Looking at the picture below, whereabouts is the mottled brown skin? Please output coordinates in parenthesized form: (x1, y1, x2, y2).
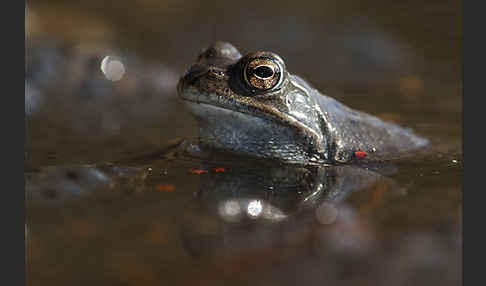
(177, 42, 428, 165)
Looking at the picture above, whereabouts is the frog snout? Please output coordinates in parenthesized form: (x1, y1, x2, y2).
(181, 64, 209, 85)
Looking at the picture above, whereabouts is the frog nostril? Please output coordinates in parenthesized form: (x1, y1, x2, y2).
(207, 68, 225, 80)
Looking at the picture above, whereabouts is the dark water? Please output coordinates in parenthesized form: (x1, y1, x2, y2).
(25, 0, 461, 285)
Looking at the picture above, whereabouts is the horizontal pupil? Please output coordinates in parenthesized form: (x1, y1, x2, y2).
(254, 65, 274, 78)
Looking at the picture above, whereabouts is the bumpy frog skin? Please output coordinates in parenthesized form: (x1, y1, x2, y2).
(177, 42, 428, 164)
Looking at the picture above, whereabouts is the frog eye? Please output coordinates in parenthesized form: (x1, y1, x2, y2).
(243, 57, 282, 91)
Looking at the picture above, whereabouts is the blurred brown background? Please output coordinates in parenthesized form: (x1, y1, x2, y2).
(27, 0, 461, 86)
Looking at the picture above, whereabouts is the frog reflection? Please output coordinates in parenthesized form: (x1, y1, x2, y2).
(180, 160, 396, 258)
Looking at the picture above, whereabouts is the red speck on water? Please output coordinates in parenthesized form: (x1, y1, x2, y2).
(189, 169, 209, 175)
(355, 151, 367, 158)
(155, 184, 175, 192)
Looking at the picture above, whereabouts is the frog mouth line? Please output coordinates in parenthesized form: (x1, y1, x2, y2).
(181, 94, 304, 135)
(182, 98, 294, 126)
(179, 84, 301, 126)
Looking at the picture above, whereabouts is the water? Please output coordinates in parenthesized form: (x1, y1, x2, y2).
(25, 0, 461, 285)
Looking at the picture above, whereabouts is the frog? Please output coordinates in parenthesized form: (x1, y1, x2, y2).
(177, 41, 428, 165)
